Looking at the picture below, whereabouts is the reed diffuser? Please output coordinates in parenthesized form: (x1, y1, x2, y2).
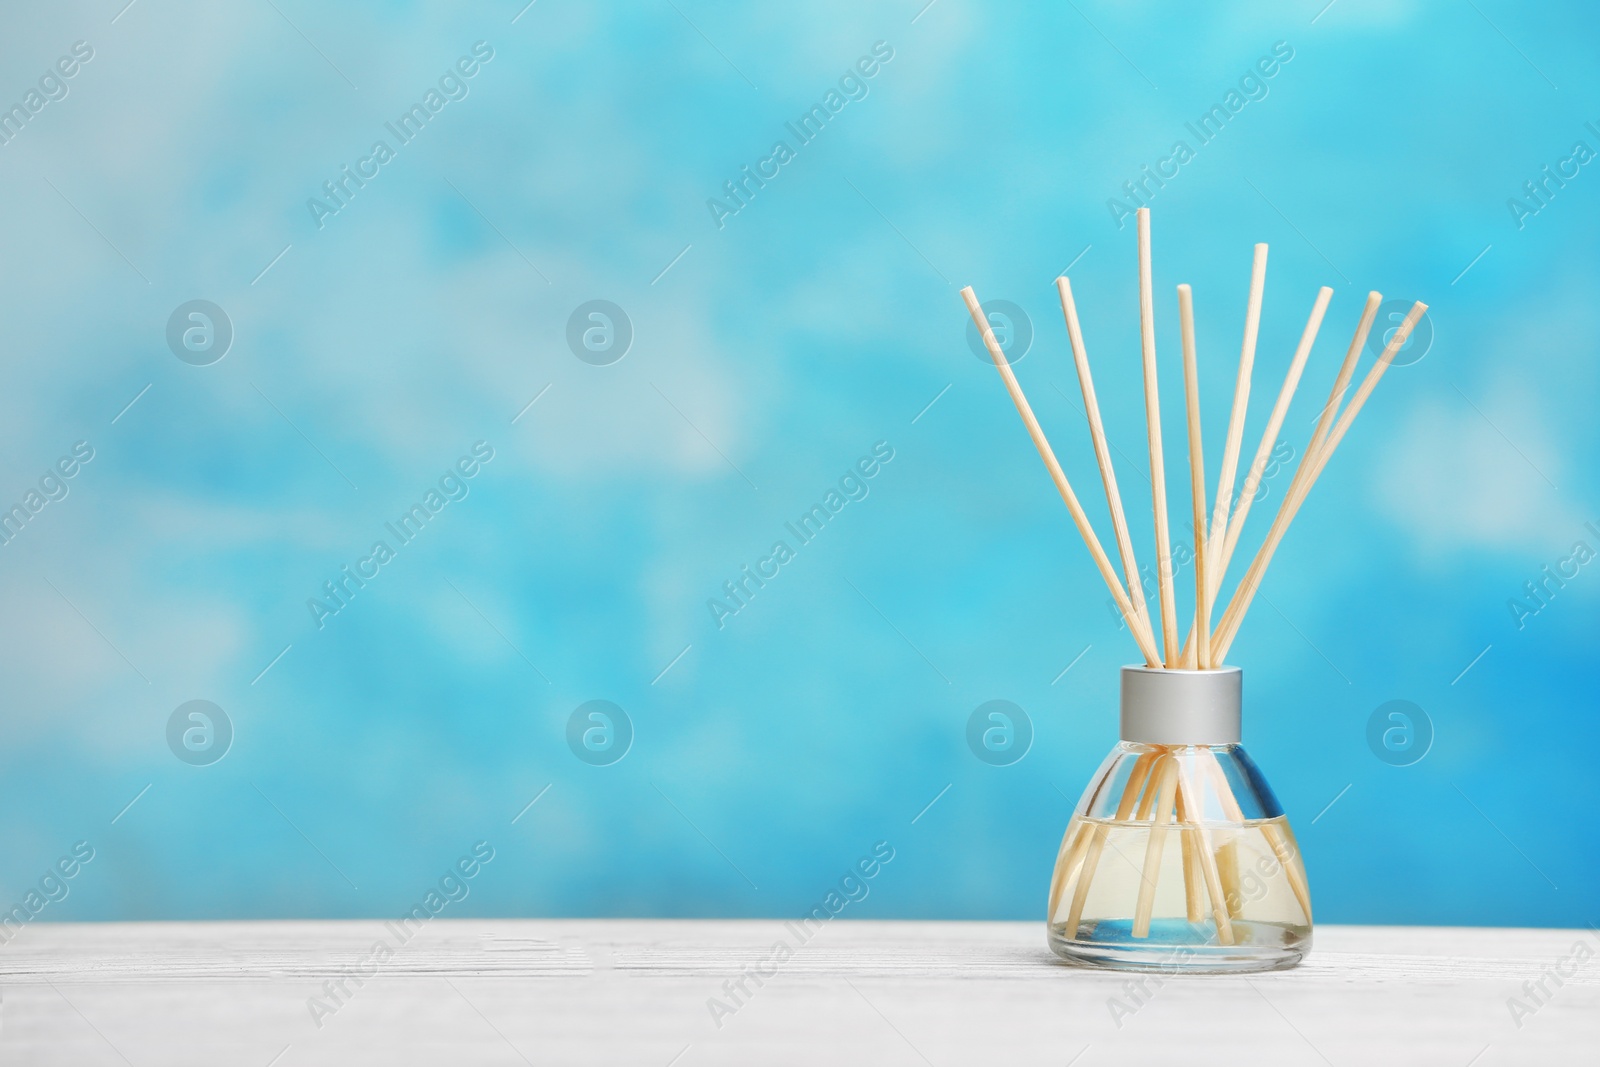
(961, 209, 1425, 973)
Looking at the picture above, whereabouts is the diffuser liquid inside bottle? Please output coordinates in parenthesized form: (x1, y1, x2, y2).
(1047, 743, 1312, 973)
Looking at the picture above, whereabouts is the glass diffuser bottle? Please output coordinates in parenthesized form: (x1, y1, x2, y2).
(1047, 666, 1311, 973)
(960, 207, 1426, 976)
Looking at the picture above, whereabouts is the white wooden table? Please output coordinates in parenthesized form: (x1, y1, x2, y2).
(0, 920, 1591, 1064)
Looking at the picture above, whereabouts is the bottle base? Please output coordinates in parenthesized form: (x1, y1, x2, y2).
(1048, 919, 1309, 974)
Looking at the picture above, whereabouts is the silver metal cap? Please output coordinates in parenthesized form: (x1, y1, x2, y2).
(1119, 665, 1241, 745)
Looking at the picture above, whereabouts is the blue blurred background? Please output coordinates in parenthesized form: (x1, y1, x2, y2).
(0, 0, 1594, 929)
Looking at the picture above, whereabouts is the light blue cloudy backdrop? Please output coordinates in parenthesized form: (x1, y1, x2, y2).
(0, 0, 1595, 929)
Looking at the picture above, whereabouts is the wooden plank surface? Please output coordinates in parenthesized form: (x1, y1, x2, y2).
(0, 919, 1593, 1064)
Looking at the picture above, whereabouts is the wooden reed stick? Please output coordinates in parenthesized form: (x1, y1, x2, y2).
(1124, 752, 1158, 809)
(1263, 820, 1313, 924)
(1204, 293, 1380, 660)
(1173, 759, 1204, 923)
(1065, 752, 1155, 937)
(1210, 287, 1334, 602)
(1202, 752, 1312, 923)
(1134, 752, 1162, 821)
(1177, 284, 1210, 670)
(1307, 302, 1429, 471)
(961, 286, 1162, 667)
(1063, 834, 1105, 940)
(1305, 292, 1383, 471)
(1205, 244, 1268, 596)
(1201, 755, 1245, 918)
(1047, 820, 1094, 925)
(1056, 276, 1158, 658)
(1176, 761, 1234, 945)
(1212, 298, 1426, 660)
(1135, 209, 1179, 665)
(1132, 754, 1179, 938)
(1217, 844, 1242, 920)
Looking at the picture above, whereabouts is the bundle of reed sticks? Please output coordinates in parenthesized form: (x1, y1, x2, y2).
(964, 209, 1425, 942)
(961, 208, 1426, 670)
